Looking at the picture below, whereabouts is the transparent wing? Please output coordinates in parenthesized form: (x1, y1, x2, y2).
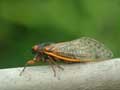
(47, 37, 114, 61)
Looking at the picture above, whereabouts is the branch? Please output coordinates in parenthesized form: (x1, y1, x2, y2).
(0, 58, 120, 90)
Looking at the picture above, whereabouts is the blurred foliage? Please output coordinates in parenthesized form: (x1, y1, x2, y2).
(0, 0, 120, 68)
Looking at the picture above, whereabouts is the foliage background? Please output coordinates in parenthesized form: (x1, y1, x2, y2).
(0, 0, 120, 68)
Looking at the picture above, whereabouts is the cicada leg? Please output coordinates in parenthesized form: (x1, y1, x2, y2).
(47, 59, 56, 77)
(47, 56, 64, 77)
(19, 54, 40, 76)
(48, 56, 64, 70)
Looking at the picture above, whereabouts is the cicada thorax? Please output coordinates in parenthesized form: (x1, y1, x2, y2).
(44, 37, 113, 62)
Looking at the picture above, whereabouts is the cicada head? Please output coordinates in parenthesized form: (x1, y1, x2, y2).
(20, 42, 54, 76)
(32, 42, 53, 54)
(32, 45, 41, 54)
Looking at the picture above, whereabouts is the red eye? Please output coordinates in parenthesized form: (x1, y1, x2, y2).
(32, 45, 40, 53)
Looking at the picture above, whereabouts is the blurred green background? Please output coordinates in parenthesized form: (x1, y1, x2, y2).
(0, 0, 120, 69)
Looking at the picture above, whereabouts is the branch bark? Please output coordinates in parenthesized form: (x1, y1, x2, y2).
(0, 58, 120, 90)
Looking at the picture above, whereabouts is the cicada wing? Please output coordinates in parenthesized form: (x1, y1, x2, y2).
(46, 37, 113, 61)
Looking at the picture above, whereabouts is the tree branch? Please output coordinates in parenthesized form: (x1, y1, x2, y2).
(0, 58, 120, 90)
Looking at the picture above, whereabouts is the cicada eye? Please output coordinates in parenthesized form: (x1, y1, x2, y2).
(32, 45, 40, 54)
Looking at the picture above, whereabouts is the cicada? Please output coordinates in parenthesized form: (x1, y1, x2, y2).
(20, 37, 114, 76)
